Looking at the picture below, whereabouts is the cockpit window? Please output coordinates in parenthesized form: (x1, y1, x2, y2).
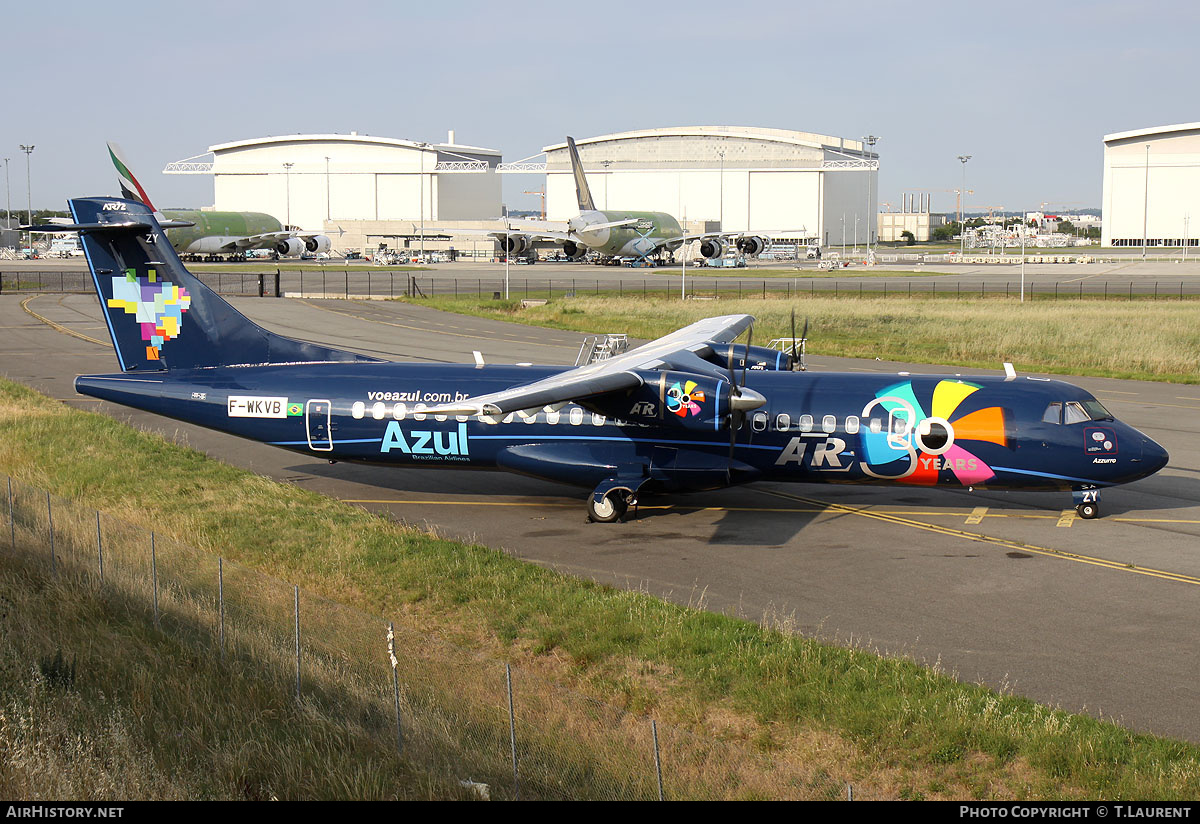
(1042, 402, 1062, 424)
(1063, 402, 1090, 424)
(1082, 400, 1113, 421)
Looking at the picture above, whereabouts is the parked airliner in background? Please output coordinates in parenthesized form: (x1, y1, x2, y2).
(108, 142, 333, 261)
(29, 194, 1167, 522)
(465, 137, 802, 263)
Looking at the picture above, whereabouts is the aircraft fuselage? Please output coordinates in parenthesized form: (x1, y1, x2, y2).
(574, 209, 684, 258)
(74, 364, 1167, 497)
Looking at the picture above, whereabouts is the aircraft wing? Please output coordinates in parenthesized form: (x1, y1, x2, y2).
(233, 230, 327, 249)
(424, 314, 754, 416)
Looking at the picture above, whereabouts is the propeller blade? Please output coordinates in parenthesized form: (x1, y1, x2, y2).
(742, 323, 752, 389)
(799, 317, 810, 372)
(790, 308, 798, 368)
(726, 343, 740, 396)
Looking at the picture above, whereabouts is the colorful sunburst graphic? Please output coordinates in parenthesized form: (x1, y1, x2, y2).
(106, 268, 192, 361)
(859, 380, 1007, 485)
(666, 380, 706, 418)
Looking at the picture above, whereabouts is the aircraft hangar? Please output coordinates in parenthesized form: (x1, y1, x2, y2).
(539, 127, 879, 246)
(1102, 123, 1200, 249)
(166, 132, 502, 235)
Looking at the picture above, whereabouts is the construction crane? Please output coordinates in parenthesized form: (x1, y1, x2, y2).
(524, 188, 546, 220)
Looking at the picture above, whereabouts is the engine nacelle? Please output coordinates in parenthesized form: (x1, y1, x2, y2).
(708, 343, 796, 372)
(699, 237, 727, 259)
(275, 237, 305, 256)
(735, 236, 768, 257)
(304, 235, 331, 254)
(498, 234, 532, 255)
(562, 240, 588, 260)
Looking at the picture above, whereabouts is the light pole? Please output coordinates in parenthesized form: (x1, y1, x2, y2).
(863, 135, 879, 256)
(415, 142, 430, 261)
(325, 156, 331, 222)
(282, 163, 293, 230)
(957, 155, 971, 256)
(4, 157, 10, 235)
(717, 149, 725, 231)
(1142, 143, 1152, 261)
(19, 145, 34, 253)
(1020, 208, 1026, 303)
(600, 159, 612, 209)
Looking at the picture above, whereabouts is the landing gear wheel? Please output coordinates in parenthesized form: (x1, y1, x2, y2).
(1077, 503, 1099, 520)
(587, 491, 628, 523)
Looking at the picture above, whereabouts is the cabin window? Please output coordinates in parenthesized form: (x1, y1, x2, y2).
(775, 413, 791, 431)
(371, 402, 386, 420)
(821, 415, 836, 434)
(869, 418, 882, 434)
(1042, 402, 1062, 424)
(392, 403, 407, 420)
(591, 413, 606, 426)
(752, 412, 768, 432)
(845, 416, 860, 435)
(799, 415, 813, 432)
(570, 407, 584, 426)
(351, 401, 365, 420)
(413, 403, 427, 422)
(546, 408, 561, 425)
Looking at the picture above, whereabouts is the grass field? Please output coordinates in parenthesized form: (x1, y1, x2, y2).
(404, 294, 1200, 384)
(3, 378, 1200, 798)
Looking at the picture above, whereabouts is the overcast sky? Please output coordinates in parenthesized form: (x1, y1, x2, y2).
(3, 0, 1196, 216)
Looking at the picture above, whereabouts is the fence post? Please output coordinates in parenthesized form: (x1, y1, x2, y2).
(294, 585, 301, 700)
(151, 532, 159, 628)
(218, 557, 225, 662)
(96, 511, 104, 582)
(651, 719, 665, 801)
(8, 477, 13, 550)
(506, 662, 520, 800)
(388, 622, 404, 754)
(46, 492, 55, 575)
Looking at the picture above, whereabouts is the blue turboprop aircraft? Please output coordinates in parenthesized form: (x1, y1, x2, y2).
(35, 196, 1168, 522)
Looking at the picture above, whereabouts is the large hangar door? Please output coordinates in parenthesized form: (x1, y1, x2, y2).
(748, 171, 820, 236)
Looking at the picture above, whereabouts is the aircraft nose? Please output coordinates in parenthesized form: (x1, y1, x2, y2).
(1141, 437, 1170, 475)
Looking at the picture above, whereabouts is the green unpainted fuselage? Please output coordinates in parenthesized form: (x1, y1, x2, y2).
(578, 209, 684, 258)
(161, 210, 282, 254)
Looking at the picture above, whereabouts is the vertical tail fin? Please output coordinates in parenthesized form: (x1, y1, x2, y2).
(566, 136, 597, 212)
(58, 196, 380, 372)
(107, 142, 157, 212)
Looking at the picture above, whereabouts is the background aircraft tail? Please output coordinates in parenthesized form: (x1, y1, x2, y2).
(58, 196, 380, 372)
(107, 142, 157, 211)
(566, 136, 597, 212)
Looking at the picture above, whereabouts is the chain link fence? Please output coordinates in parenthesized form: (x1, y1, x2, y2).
(3, 268, 1199, 301)
(4, 475, 852, 800)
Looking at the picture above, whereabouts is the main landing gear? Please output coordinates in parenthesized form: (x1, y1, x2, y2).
(586, 478, 646, 523)
(587, 490, 631, 523)
(1073, 488, 1101, 520)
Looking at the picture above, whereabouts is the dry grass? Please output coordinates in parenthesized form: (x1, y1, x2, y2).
(4, 377, 1200, 799)
(414, 294, 1200, 383)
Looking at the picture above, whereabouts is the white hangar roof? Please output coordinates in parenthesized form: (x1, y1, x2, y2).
(1103, 122, 1200, 145)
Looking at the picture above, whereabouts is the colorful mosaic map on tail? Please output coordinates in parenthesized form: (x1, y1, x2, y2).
(106, 268, 192, 360)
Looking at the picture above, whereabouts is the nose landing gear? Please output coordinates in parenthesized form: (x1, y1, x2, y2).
(1073, 488, 1101, 519)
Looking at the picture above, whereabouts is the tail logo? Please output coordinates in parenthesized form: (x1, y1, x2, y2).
(106, 268, 192, 360)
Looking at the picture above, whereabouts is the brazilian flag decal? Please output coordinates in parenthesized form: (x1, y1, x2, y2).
(287, 403, 304, 417)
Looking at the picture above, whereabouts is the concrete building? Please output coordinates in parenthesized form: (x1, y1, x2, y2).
(539, 127, 878, 246)
(168, 132, 502, 234)
(1102, 123, 1200, 249)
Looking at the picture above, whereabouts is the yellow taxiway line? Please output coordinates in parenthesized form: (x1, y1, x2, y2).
(20, 295, 110, 347)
